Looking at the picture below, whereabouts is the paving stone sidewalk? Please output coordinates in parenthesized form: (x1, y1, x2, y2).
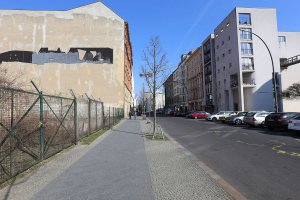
(141, 120, 232, 200)
(0, 118, 232, 200)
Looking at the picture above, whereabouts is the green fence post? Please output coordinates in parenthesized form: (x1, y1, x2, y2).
(113, 107, 115, 125)
(39, 91, 45, 161)
(9, 90, 14, 176)
(74, 97, 78, 145)
(88, 98, 91, 136)
(95, 102, 98, 130)
(109, 107, 111, 128)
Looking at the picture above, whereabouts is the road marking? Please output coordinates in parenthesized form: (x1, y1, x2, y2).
(272, 144, 300, 158)
(197, 160, 248, 200)
(236, 140, 264, 147)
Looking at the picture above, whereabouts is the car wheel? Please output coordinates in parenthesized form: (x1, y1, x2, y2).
(261, 121, 265, 127)
(212, 117, 217, 122)
(235, 119, 242, 125)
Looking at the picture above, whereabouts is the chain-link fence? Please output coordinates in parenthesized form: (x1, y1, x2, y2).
(0, 86, 124, 184)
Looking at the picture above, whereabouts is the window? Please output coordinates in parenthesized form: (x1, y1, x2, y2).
(240, 28, 252, 40)
(217, 57, 219, 61)
(228, 36, 231, 41)
(229, 63, 232, 68)
(222, 53, 225, 58)
(239, 13, 251, 25)
(224, 79, 226, 83)
(223, 66, 225, 71)
(216, 45, 219, 49)
(241, 42, 253, 55)
(228, 49, 231, 54)
(222, 41, 225, 45)
(221, 29, 224, 33)
(278, 36, 286, 43)
(227, 22, 230, 27)
(218, 69, 220, 73)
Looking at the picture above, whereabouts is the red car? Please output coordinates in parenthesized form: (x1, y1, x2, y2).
(190, 111, 210, 119)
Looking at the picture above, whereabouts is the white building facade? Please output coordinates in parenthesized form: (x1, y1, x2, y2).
(214, 8, 284, 112)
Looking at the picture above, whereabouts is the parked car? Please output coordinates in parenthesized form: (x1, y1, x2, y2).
(288, 114, 300, 131)
(206, 111, 234, 122)
(219, 111, 239, 123)
(243, 111, 271, 127)
(265, 112, 299, 130)
(226, 112, 248, 125)
(189, 111, 210, 119)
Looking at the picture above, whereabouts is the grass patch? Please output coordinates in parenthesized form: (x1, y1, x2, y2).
(80, 128, 109, 145)
(145, 133, 168, 140)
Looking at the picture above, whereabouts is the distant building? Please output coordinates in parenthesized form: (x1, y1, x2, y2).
(202, 34, 217, 113)
(186, 47, 204, 110)
(0, 2, 133, 115)
(163, 73, 174, 110)
(144, 92, 165, 112)
(173, 53, 190, 112)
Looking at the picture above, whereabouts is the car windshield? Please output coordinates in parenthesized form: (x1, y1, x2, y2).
(238, 112, 247, 116)
(245, 112, 256, 117)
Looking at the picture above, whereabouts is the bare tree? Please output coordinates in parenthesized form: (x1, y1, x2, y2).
(283, 82, 300, 99)
(140, 37, 168, 134)
(0, 63, 24, 88)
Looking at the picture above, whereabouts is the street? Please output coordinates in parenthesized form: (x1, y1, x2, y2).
(155, 117, 300, 200)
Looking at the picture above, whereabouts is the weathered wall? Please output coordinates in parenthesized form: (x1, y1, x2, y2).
(0, 2, 127, 107)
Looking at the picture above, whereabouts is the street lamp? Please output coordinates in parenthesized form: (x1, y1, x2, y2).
(239, 28, 279, 112)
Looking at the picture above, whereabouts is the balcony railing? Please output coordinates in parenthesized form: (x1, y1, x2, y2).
(243, 79, 256, 87)
(242, 64, 254, 71)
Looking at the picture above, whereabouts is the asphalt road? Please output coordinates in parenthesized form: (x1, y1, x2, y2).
(155, 116, 300, 200)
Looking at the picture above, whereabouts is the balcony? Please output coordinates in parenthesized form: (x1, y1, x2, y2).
(242, 64, 255, 72)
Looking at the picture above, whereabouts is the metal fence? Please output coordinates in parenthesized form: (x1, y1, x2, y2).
(0, 86, 123, 183)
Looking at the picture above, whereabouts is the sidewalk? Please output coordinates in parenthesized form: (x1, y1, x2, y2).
(0, 118, 232, 200)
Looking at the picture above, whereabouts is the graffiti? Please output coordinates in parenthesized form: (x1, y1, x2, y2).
(0, 48, 113, 65)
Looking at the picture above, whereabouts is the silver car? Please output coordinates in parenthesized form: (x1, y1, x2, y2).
(243, 111, 271, 127)
(227, 112, 248, 125)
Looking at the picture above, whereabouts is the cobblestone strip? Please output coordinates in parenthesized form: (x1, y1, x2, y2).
(141, 120, 232, 200)
(0, 121, 122, 200)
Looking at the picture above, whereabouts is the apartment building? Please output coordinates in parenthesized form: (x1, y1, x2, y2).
(173, 53, 190, 112)
(186, 47, 204, 110)
(163, 73, 174, 110)
(214, 8, 282, 111)
(202, 34, 217, 113)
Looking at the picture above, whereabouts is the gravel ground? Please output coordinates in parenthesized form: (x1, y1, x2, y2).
(141, 120, 232, 200)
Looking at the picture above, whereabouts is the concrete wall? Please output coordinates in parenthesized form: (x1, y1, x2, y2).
(278, 32, 300, 112)
(0, 2, 129, 108)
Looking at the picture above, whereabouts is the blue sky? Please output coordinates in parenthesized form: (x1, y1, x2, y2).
(0, 0, 299, 96)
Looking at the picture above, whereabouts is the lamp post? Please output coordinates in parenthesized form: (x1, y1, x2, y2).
(240, 29, 279, 112)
